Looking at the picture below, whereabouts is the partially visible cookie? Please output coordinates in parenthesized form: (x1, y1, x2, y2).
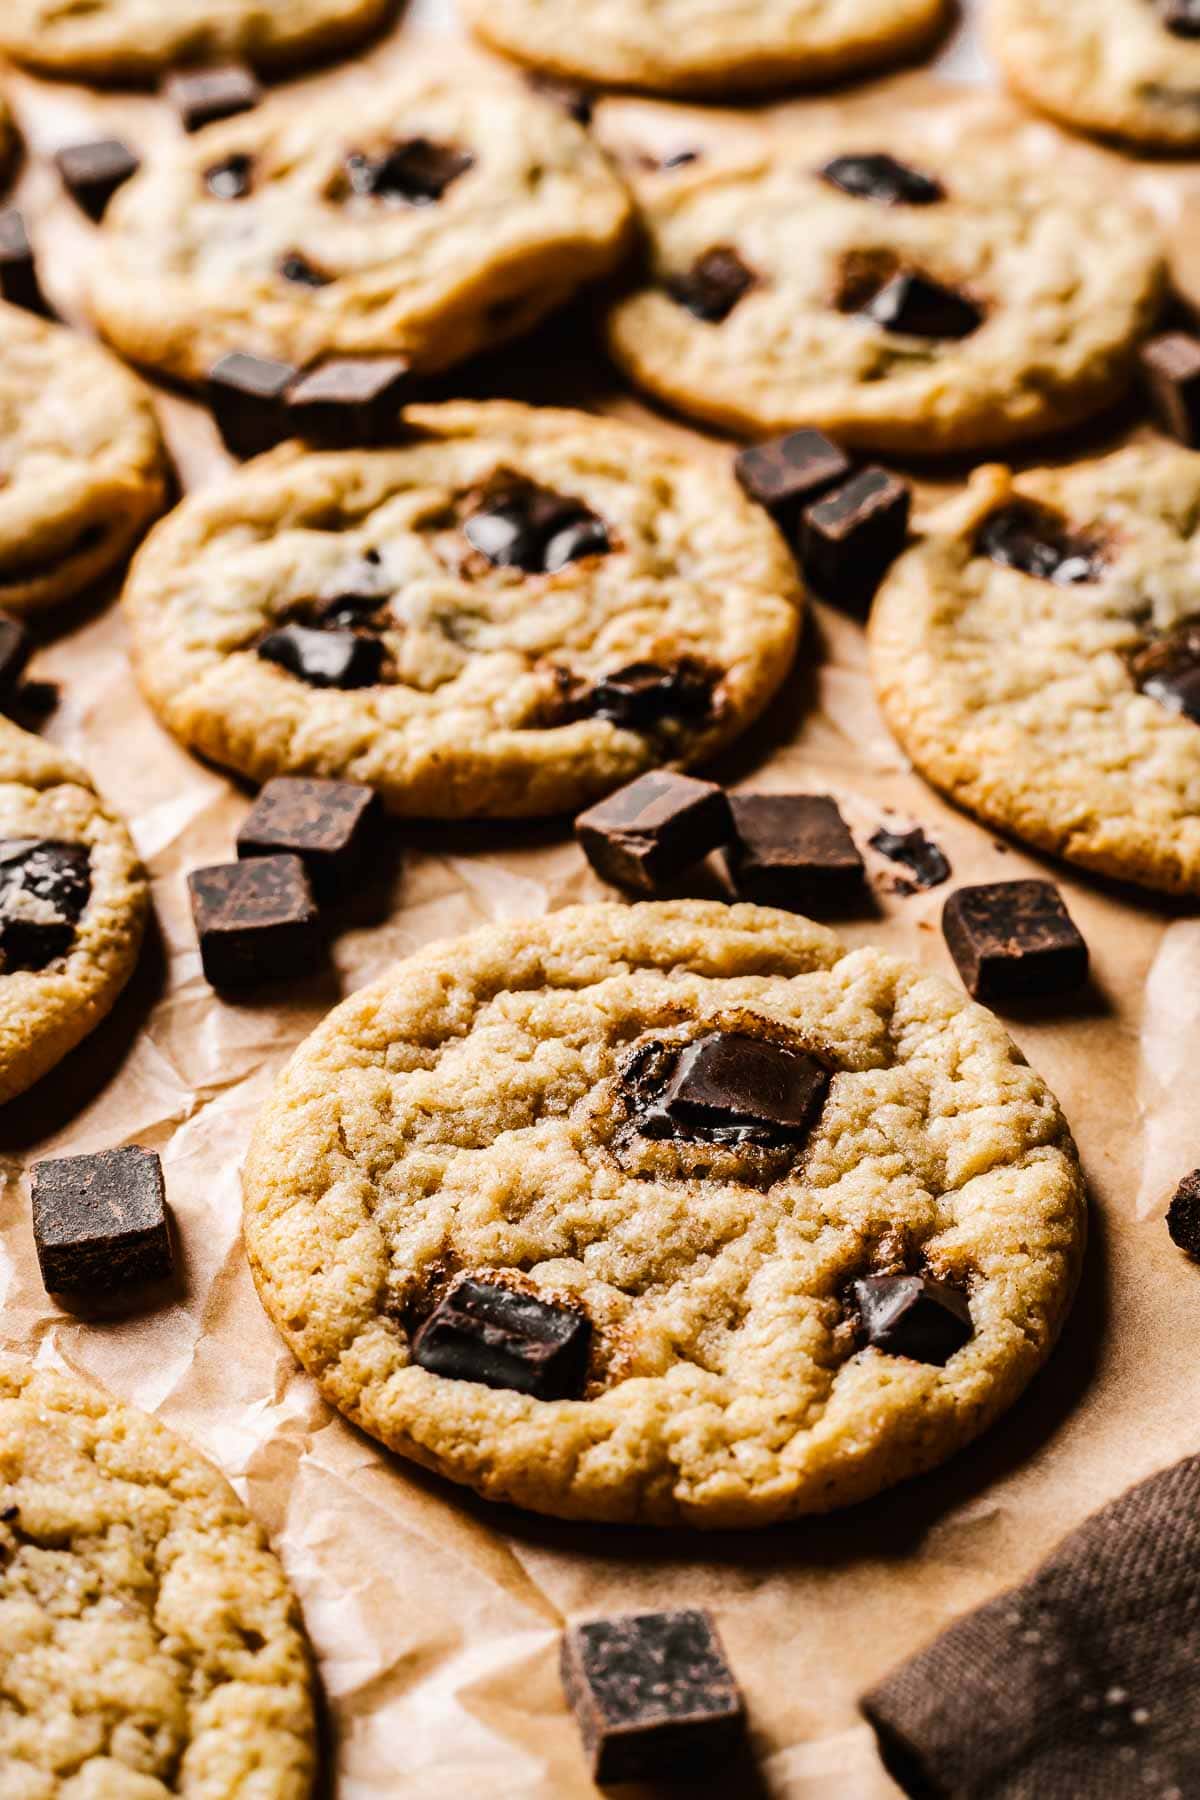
(870, 445, 1200, 896)
(0, 719, 148, 1104)
(0, 303, 168, 614)
(463, 0, 947, 97)
(989, 0, 1200, 151)
(0, 0, 394, 83)
(122, 401, 802, 819)
(0, 1358, 316, 1797)
(601, 108, 1165, 453)
(88, 60, 632, 387)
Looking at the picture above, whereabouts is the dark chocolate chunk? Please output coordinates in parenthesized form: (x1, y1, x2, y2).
(164, 63, 263, 132)
(734, 430, 852, 541)
(205, 152, 255, 200)
(666, 247, 756, 323)
(237, 776, 382, 896)
(588, 660, 715, 731)
(464, 480, 609, 574)
(561, 1611, 745, 1785)
(576, 770, 732, 894)
(285, 357, 413, 446)
(942, 879, 1089, 1003)
(412, 1276, 590, 1398)
(853, 1274, 972, 1364)
(1167, 1170, 1200, 1255)
(862, 271, 982, 339)
(799, 469, 911, 609)
(278, 250, 334, 287)
(316, 550, 392, 625)
(1140, 332, 1200, 444)
(820, 153, 944, 206)
(725, 793, 863, 911)
(188, 853, 320, 989)
(645, 1032, 829, 1145)
(54, 139, 140, 221)
(528, 73, 595, 125)
(0, 840, 90, 973)
(1129, 618, 1200, 723)
(32, 1146, 173, 1296)
(208, 350, 297, 458)
(0, 211, 47, 315)
(869, 826, 951, 891)
(1161, 0, 1200, 36)
(976, 501, 1102, 585)
(543, 515, 612, 572)
(0, 616, 33, 695)
(345, 138, 475, 204)
(257, 623, 385, 689)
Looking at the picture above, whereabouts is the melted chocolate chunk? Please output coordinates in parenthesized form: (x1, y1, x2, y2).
(588, 660, 715, 732)
(316, 551, 392, 626)
(976, 501, 1102, 585)
(1162, 0, 1200, 36)
(464, 480, 610, 574)
(278, 250, 334, 287)
(854, 1275, 973, 1364)
(1167, 1170, 1200, 1256)
(869, 826, 951, 891)
(345, 138, 475, 204)
(543, 516, 611, 572)
(0, 840, 90, 973)
(32, 1147, 172, 1296)
(1130, 617, 1200, 722)
(627, 1031, 829, 1147)
(257, 623, 384, 689)
(666, 247, 756, 323)
(205, 152, 254, 200)
(576, 771, 732, 894)
(942, 879, 1088, 1003)
(862, 271, 982, 340)
(820, 153, 944, 206)
(412, 1277, 590, 1398)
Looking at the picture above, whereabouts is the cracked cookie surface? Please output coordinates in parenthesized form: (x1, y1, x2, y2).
(122, 401, 802, 819)
(0, 1358, 316, 1798)
(243, 899, 1086, 1527)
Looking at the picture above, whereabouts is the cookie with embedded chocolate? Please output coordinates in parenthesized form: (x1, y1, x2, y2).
(243, 899, 1085, 1526)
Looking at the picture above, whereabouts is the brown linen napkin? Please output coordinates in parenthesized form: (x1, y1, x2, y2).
(861, 1454, 1200, 1799)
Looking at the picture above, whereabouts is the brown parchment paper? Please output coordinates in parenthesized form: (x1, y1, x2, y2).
(4, 4, 1200, 1793)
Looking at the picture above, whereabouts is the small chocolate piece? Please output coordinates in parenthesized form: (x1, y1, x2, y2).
(188, 853, 320, 989)
(278, 250, 334, 287)
(543, 515, 611, 572)
(869, 825, 951, 891)
(1140, 332, 1200, 445)
(576, 770, 732, 894)
(734, 430, 852, 541)
(32, 1147, 172, 1296)
(0, 840, 90, 972)
(164, 63, 263, 132)
(208, 351, 297, 458)
(975, 501, 1101, 585)
(650, 1031, 829, 1143)
(666, 247, 756, 323)
(942, 879, 1089, 1002)
(412, 1276, 590, 1398)
(725, 793, 864, 911)
(561, 1611, 746, 1784)
(799, 468, 911, 608)
(1161, 0, 1200, 36)
(54, 139, 140, 221)
(862, 272, 982, 340)
(0, 211, 46, 315)
(820, 153, 944, 206)
(464, 481, 609, 574)
(528, 73, 595, 125)
(660, 149, 701, 170)
(256, 623, 385, 689)
(237, 776, 382, 896)
(588, 660, 714, 731)
(1130, 618, 1200, 723)
(1167, 1170, 1200, 1256)
(0, 616, 33, 694)
(317, 550, 392, 625)
(285, 357, 413, 446)
(853, 1274, 972, 1364)
(205, 152, 255, 200)
(345, 138, 475, 204)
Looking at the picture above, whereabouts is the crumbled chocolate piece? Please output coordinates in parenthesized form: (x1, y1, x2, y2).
(164, 63, 262, 132)
(204, 151, 255, 200)
(1130, 618, 1200, 723)
(1161, 0, 1200, 36)
(345, 138, 475, 204)
(942, 879, 1089, 1003)
(869, 826, 951, 891)
(208, 351, 297, 458)
(278, 250, 334, 287)
(1141, 332, 1200, 444)
(188, 854, 320, 989)
(800, 469, 911, 609)
(412, 1276, 590, 1398)
(975, 501, 1102, 585)
(0, 616, 32, 695)
(464, 479, 610, 574)
(1167, 1170, 1200, 1256)
(55, 139, 140, 221)
(257, 622, 385, 689)
(642, 1031, 829, 1145)
(734, 429, 852, 541)
(0, 211, 46, 315)
(666, 247, 756, 323)
(0, 840, 90, 973)
(561, 1611, 746, 1784)
(725, 793, 864, 911)
(820, 153, 944, 206)
(237, 776, 382, 896)
(32, 1146, 172, 1296)
(862, 271, 982, 339)
(588, 660, 715, 731)
(853, 1274, 973, 1364)
(285, 357, 412, 446)
(528, 73, 595, 125)
(576, 770, 732, 894)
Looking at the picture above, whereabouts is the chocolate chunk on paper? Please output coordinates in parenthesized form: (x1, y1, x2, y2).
(286, 357, 413, 446)
(942, 879, 1089, 1002)
(800, 468, 911, 608)
(237, 777, 382, 896)
(734, 429, 851, 540)
(576, 770, 731, 894)
(208, 351, 297, 458)
(1168, 1171, 1200, 1257)
(870, 825, 951, 891)
(32, 1146, 172, 1296)
(725, 793, 864, 910)
(55, 139, 140, 221)
(188, 854, 320, 989)
(412, 1277, 590, 1399)
(164, 63, 262, 132)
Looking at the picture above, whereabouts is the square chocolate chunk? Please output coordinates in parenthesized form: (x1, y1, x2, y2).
(55, 139, 140, 221)
(208, 351, 298, 458)
(32, 1147, 172, 1295)
(188, 854, 320, 989)
(734, 430, 851, 541)
(0, 211, 46, 315)
(1140, 333, 1200, 446)
(163, 63, 263, 133)
(412, 1277, 590, 1398)
(853, 1274, 972, 1365)
(237, 777, 382, 896)
(725, 793, 864, 911)
(576, 771, 731, 894)
(942, 880, 1089, 1003)
(658, 1032, 828, 1143)
(800, 468, 911, 609)
(561, 1610, 746, 1784)
(285, 357, 414, 446)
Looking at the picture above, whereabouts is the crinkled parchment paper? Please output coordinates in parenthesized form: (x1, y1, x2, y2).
(3, 3, 1200, 1793)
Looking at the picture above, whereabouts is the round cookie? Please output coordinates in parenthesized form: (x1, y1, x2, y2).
(87, 61, 632, 387)
(0, 1358, 316, 1797)
(0, 303, 168, 615)
(601, 111, 1165, 453)
(989, 0, 1200, 152)
(243, 899, 1086, 1528)
(463, 0, 948, 98)
(122, 401, 803, 819)
(870, 445, 1200, 897)
(0, 0, 394, 83)
(0, 719, 149, 1104)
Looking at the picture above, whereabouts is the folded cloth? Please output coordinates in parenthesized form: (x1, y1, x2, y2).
(861, 1454, 1200, 1799)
